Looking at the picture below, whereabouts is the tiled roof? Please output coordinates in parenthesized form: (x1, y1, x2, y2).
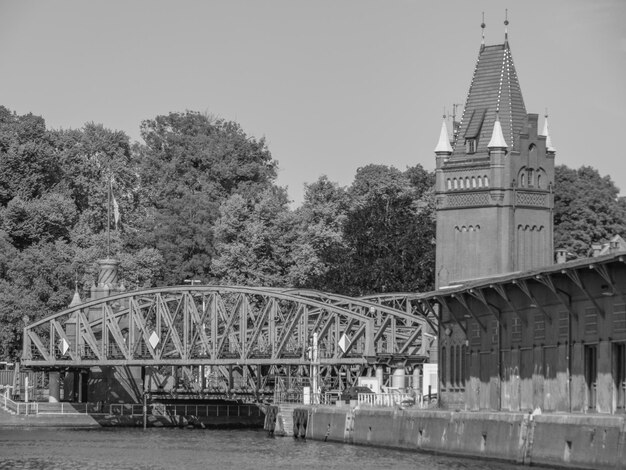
(452, 43, 527, 158)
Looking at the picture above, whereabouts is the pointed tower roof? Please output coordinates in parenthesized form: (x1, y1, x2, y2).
(452, 41, 527, 158)
(69, 286, 82, 308)
(488, 116, 508, 148)
(541, 114, 556, 152)
(434, 119, 453, 153)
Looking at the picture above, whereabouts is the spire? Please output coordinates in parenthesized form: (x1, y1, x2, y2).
(69, 284, 82, 308)
(435, 118, 453, 154)
(452, 25, 526, 158)
(542, 113, 556, 153)
(488, 115, 508, 149)
(481, 12, 486, 50)
(504, 9, 509, 45)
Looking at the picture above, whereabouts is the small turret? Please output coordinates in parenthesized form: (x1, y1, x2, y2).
(488, 117, 508, 149)
(488, 116, 508, 191)
(435, 119, 453, 155)
(69, 285, 82, 308)
(435, 118, 453, 193)
(541, 114, 556, 154)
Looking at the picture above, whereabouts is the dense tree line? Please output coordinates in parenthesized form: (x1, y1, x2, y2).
(0, 106, 624, 360)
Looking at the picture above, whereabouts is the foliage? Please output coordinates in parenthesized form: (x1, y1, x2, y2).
(288, 176, 350, 290)
(341, 164, 435, 295)
(554, 165, 626, 257)
(211, 188, 295, 286)
(131, 111, 278, 285)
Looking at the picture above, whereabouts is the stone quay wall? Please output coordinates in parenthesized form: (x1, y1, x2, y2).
(299, 406, 626, 469)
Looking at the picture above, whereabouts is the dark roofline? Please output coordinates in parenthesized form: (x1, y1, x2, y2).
(416, 251, 626, 302)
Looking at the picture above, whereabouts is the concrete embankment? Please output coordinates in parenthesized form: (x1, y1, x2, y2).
(294, 405, 626, 469)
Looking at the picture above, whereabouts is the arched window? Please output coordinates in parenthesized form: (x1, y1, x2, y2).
(537, 174, 542, 188)
(471, 176, 476, 188)
(459, 178, 464, 189)
(447, 178, 452, 190)
(453, 178, 458, 189)
(477, 176, 482, 187)
(484, 175, 489, 186)
(465, 177, 470, 188)
(520, 173, 526, 187)
(528, 169, 534, 187)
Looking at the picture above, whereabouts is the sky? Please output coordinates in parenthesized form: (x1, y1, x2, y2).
(1, 0, 625, 206)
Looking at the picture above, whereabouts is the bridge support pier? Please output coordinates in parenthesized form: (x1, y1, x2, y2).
(376, 365, 384, 389)
(48, 371, 61, 403)
(413, 367, 421, 395)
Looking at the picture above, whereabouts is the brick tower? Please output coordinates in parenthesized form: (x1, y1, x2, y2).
(434, 30, 556, 288)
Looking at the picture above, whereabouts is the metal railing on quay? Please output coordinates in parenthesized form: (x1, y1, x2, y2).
(2, 392, 39, 415)
(357, 392, 427, 408)
(1, 392, 262, 418)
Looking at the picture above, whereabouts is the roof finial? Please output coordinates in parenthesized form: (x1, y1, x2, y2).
(542, 109, 556, 153)
(504, 9, 509, 44)
(481, 12, 486, 49)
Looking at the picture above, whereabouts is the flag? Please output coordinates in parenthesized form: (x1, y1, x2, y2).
(112, 194, 120, 230)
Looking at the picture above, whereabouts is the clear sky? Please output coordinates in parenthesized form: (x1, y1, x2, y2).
(1, 0, 625, 206)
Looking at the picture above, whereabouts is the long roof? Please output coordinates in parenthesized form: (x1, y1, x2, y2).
(415, 251, 626, 303)
(452, 42, 527, 158)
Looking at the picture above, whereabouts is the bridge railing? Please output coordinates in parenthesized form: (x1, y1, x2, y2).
(357, 392, 424, 408)
(1, 398, 262, 418)
(1, 392, 39, 415)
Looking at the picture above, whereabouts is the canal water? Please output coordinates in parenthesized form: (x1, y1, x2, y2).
(0, 427, 553, 470)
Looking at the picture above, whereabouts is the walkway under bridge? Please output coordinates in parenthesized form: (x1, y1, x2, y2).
(21, 286, 437, 397)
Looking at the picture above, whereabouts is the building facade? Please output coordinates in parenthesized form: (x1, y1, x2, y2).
(426, 253, 626, 414)
(434, 37, 555, 289)
(429, 31, 626, 415)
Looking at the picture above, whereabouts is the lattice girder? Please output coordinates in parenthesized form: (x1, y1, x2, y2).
(22, 286, 430, 368)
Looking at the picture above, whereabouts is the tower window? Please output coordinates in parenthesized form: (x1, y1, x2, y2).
(447, 178, 452, 190)
(466, 139, 477, 154)
(465, 177, 470, 188)
(537, 174, 542, 188)
(459, 178, 464, 189)
(471, 177, 476, 188)
(484, 175, 489, 186)
(477, 176, 482, 187)
(453, 178, 458, 189)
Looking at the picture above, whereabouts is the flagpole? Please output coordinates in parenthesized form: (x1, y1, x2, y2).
(107, 172, 111, 259)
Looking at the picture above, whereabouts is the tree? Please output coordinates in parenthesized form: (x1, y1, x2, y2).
(554, 165, 626, 257)
(288, 176, 350, 291)
(0, 106, 59, 206)
(211, 187, 296, 286)
(131, 111, 279, 284)
(341, 164, 435, 296)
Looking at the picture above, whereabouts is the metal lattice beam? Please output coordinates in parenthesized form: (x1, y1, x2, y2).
(22, 286, 431, 369)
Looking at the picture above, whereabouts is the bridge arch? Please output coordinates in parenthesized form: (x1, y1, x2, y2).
(22, 285, 431, 369)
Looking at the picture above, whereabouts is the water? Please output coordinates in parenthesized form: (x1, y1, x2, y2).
(0, 427, 551, 470)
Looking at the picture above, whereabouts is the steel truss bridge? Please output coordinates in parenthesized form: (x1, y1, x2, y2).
(21, 286, 437, 393)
